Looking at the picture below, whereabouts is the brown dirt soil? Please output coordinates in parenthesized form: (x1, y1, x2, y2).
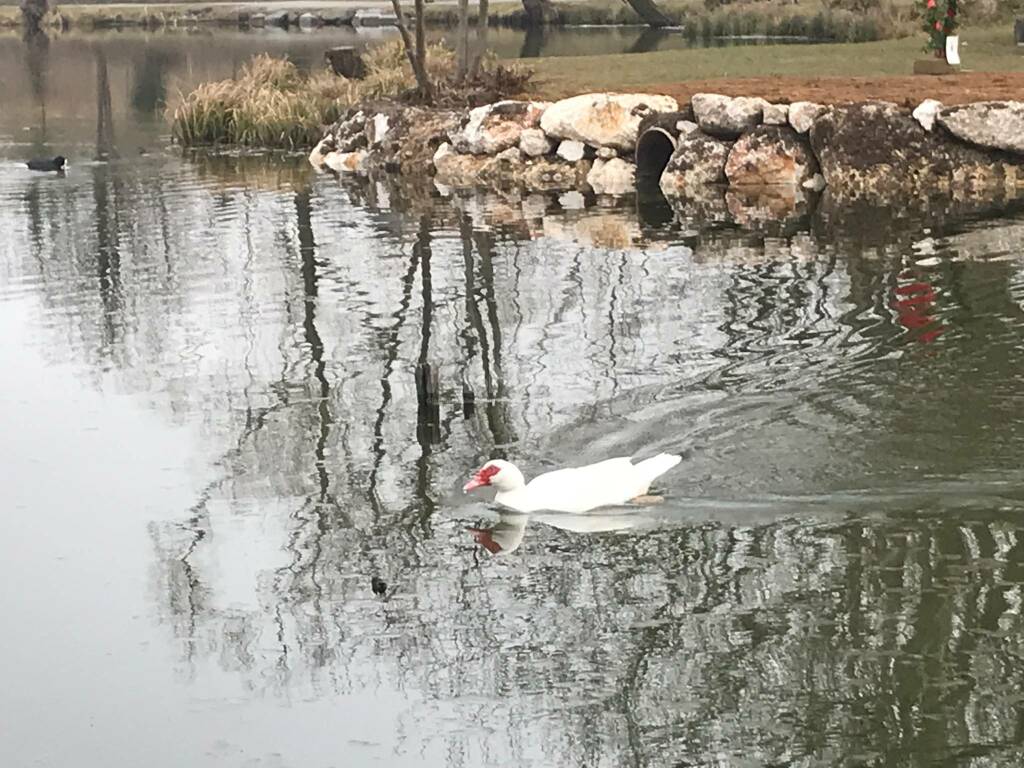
(646, 72, 1024, 108)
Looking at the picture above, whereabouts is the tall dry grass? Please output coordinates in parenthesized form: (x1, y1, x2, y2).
(170, 43, 531, 149)
(170, 55, 350, 148)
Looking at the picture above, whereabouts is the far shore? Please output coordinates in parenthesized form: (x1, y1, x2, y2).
(0, 0, 928, 40)
(3, 6, 1022, 108)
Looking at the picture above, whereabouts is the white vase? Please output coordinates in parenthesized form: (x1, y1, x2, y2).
(946, 34, 961, 66)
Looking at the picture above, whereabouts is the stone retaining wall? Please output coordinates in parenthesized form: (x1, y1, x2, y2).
(311, 92, 1024, 213)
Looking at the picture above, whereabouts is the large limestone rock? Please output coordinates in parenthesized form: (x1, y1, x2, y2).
(788, 101, 826, 134)
(432, 142, 491, 186)
(371, 107, 461, 174)
(725, 125, 819, 187)
(912, 99, 943, 132)
(556, 139, 586, 162)
(494, 146, 523, 164)
(587, 158, 636, 196)
(937, 101, 1024, 155)
(329, 110, 370, 152)
(308, 137, 335, 169)
(540, 92, 679, 151)
(323, 150, 367, 174)
(434, 142, 590, 192)
(365, 113, 390, 147)
(519, 128, 554, 157)
(762, 103, 789, 126)
(809, 101, 1024, 198)
(691, 93, 769, 139)
(450, 100, 548, 155)
(517, 158, 593, 192)
(636, 108, 696, 141)
(659, 131, 732, 196)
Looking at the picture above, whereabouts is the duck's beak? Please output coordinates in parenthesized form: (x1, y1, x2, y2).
(463, 475, 486, 493)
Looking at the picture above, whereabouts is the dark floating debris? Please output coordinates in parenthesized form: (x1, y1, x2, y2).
(371, 576, 387, 597)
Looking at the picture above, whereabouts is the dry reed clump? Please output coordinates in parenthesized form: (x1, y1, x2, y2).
(170, 55, 350, 149)
(170, 43, 533, 148)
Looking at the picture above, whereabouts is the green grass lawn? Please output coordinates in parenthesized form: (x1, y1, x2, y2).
(525, 25, 1024, 95)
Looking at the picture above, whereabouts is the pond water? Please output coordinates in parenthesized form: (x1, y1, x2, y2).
(4, 29, 1024, 768)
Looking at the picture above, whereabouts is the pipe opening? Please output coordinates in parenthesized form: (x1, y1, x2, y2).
(635, 128, 676, 187)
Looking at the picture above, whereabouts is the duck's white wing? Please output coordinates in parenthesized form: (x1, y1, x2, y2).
(523, 457, 652, 513)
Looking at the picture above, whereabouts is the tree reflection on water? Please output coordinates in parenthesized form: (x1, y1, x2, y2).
(7, 156, 1024, 766)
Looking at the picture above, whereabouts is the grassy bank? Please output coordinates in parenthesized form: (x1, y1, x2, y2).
(526, 24, 1024, 97)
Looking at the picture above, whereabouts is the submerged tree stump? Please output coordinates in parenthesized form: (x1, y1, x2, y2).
(325, 46, 367, 79)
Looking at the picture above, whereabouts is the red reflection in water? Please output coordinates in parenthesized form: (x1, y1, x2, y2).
(893, 272, 947, 344)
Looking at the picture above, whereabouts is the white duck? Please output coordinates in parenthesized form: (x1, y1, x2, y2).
(463, 454, 682, 513)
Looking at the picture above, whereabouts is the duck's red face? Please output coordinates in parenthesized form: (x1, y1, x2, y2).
(463, 463, 501, 492)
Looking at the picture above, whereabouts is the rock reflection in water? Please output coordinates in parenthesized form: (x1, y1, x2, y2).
(5, 152, 1024, 767)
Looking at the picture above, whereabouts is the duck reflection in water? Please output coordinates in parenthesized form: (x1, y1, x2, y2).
(468, 509, 649, 555)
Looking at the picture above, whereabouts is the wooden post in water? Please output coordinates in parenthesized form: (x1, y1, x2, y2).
(462, 379, 476, 418)
(415, 363, 440, 445)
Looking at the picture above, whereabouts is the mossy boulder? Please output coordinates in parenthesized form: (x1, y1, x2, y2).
(810, 101, 1024, 198)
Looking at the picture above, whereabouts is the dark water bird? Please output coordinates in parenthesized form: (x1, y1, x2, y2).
(27, 156, 67, 173)
(370, 576, 387, 597)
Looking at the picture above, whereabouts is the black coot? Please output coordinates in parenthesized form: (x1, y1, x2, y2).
(370, 576, 388, 597)
(27, 156, 67, 172)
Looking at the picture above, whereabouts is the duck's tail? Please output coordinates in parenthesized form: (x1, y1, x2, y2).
(633, 452, 683, 491)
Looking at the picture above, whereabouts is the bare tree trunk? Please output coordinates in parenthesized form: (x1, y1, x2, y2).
(95, 49, 117, 160)
(456, 0, 469, 82)
(622, 0, 673, 28)
(389, 0, 434, 101)
(518, 24, 545, 58)
(24, 31, 48, 136)
(521, 0, 553, 27)
(414, 0, 427, 83)
(19, 0, 48, 36)
(468, 0, 490, 80)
